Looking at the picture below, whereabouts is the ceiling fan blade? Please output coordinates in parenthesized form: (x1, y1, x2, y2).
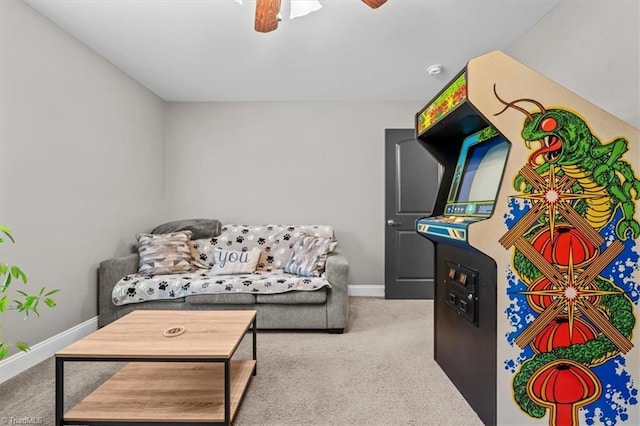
(255, 0, 281, 33)
(362, 0, 387, 8)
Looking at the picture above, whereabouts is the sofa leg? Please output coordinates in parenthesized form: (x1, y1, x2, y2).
(327, 328, 344, 334)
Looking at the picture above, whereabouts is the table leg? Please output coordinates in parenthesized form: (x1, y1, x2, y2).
(252, 316, 257, 376)
(224, 359, 230, 425)
(55, 357, 64, 426)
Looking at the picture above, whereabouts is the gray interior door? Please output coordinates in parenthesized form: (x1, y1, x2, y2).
(385, 129, 440, 299)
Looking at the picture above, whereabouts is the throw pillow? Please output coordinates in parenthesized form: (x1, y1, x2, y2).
(136, 231, 195, 275)
(209, 248, 261, 275)
(187, 238, 217, 269)
(284, 234, 337, 277)
(259, 230, 303, 271)
(151, 219, 222, 240)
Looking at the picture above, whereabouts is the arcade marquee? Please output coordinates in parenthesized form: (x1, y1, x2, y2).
(415, 51, 639, 426)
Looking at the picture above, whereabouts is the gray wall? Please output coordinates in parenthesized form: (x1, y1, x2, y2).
(0, 1, 167, 353)
(165, 102, 422, 286)
(507, 0, 639, 128)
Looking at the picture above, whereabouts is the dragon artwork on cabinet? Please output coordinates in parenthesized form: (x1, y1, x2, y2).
(495, 86, 639, 426)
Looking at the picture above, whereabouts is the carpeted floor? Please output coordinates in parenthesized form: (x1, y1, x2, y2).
(0, 297, 483, 425)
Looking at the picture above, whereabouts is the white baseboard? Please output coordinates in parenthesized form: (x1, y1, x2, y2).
(348, 285, 384, 297)
(0, 316, 98, 384)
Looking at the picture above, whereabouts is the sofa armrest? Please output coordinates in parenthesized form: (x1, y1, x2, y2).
(98, 253, 139, 328)
(324, 249, 349, 330)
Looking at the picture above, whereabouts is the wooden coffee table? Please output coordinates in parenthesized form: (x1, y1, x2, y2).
(55, 310, 257, 426)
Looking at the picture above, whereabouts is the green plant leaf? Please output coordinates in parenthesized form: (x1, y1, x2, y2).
(0, 263, 7, 275)
(14, 341, 30, 352)
(3, 273, 12, 290)
(0, 345, 8, 359)
(0, 295, 7, 312)
(16, 290, 29, 298)
(10, 266, 27, 283)
(45, 289, 60, 296)
(11, 266, 27, 284)
(0, 226, 14, 243)
(44, 298, 56, 308)
(21, 296, 35, 311)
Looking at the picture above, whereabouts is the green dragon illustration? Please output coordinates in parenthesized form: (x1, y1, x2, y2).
(511, 273, 635, 418)
(494, 85, 640, 240)
(494, 86, 638, 420)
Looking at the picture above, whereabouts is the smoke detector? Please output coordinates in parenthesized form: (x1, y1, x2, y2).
(426, 64, 444, 75)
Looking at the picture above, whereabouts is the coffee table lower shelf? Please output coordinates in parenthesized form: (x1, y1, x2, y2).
(64, 360, 256, 424)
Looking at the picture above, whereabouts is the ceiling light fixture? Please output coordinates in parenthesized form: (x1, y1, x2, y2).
(290, 0, 322, 19)
(250, 0, 388, 33)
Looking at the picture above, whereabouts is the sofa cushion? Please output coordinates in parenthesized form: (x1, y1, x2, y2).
(256, 288, 327, 304)
(112, 270, 331, 306)
(185, 293, 256, 305)
(284, 235, 337, 277)
(136, 231, 195, 275)
(152, 219, 222, 240)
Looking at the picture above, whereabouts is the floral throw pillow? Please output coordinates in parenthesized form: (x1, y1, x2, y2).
(209, 248, 261, 275)
(283, 234, 337, 277)
(136, 231, 194, 276)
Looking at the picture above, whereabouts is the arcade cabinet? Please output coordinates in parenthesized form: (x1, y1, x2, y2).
(415, 51, 639, 426)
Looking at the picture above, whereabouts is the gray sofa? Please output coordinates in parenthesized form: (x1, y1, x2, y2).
(97, 221, 349, 333)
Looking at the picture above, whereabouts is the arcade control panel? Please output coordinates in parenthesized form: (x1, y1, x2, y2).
(444, 261, 478, 325)
(444, 201, 494, 217)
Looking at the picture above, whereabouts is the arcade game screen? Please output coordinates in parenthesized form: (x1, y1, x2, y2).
(445, 128, 510, 217)
(457, 137, 509, 202)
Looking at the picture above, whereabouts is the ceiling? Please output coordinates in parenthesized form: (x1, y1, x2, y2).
(25, 0, 562, 102)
